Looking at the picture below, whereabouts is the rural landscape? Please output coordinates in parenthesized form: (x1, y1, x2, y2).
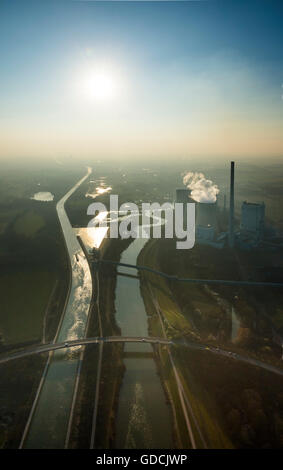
(0, 0, 283, 452)
(0, 159, 283, 448)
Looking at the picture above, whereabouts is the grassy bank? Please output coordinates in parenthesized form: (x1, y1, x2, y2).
(137, 238, 283, 448)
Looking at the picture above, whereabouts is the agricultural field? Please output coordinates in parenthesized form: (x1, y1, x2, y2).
(0, 163, 80, 349)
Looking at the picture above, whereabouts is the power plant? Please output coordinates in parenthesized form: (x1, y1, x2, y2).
(176, 160, 280, 250)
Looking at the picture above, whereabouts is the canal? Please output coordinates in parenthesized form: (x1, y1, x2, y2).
(22, 169, 93, 449)
(114, 237, 173, 448)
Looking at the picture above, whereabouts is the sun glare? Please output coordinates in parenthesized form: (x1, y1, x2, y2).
(80, 66, 121, 102)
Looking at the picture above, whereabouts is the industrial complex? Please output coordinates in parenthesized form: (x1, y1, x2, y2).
(177, 161, 281, 250)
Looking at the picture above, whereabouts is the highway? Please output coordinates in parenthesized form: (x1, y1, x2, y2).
(0, 336, 173, 365)
(1, 334, 282, 378)
(20, 167, 93, 449)
(176, 338, 283, 378)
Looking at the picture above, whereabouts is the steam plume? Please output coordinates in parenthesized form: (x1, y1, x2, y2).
(182, 172, 219, 203)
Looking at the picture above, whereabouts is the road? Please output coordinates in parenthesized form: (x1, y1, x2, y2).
(176, 338, 283, 378)
(20, 167, 93, 449)
(0, 336, 172, 365)
(2, 335, 282, 379)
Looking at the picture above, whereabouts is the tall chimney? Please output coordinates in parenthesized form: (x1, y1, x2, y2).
(229, 161, 235, 247)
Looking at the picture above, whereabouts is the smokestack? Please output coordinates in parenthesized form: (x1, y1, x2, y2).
(229, 161, 235, 247)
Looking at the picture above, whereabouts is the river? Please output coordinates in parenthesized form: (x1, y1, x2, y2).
(114, 237, 173, 448)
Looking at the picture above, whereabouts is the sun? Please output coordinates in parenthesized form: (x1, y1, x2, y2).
(81, 66, 120, 102)
(73, 61, 127, 106)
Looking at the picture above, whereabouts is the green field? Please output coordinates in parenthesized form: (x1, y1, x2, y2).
(13, 211, 45, 238)
(0, 269, 54, 345)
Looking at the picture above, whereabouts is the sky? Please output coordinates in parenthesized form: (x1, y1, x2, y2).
(0, 0, 283, 162)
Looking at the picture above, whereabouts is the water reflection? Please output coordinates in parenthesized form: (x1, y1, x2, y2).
(58, 253, 92, 345)
(86, 177, 112, 199)
(75, 226, 109, 251)
(124, 382, 153, 449)
(31, 191, 54, 202)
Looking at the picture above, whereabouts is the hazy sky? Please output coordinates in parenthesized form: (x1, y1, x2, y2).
(0, 0, 283, 161)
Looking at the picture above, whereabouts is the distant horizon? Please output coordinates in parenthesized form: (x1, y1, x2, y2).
(1, 154, 283, 171)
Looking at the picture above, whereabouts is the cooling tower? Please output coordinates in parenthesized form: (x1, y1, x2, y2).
(176, 188, 194, 204)
(195, 202, 217, 227)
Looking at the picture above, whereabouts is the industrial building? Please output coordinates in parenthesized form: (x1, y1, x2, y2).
(240, 201, 265, 240)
